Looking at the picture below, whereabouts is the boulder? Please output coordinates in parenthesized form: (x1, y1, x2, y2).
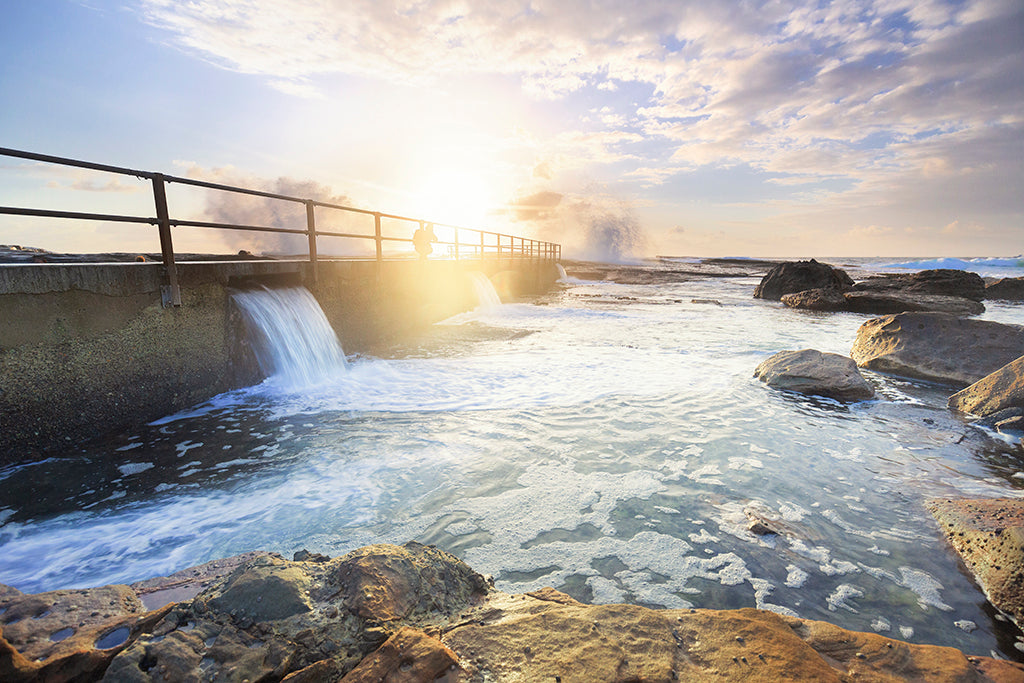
(853, 269, 986, 301)
(754, 349, 874, 401)
(948, 356, 1024, 417)
(986, 277, 1024, 301)
(851, 313, 1024, 386)
(753, 259, 853, 300)
(928, 499, 1024, 629)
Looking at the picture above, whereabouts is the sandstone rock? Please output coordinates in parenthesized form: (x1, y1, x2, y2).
(754, 259, 853, 300)
(949, 355, 1024, 417)
(440, 593, 1024, 682)
(853, 269, 986, 301)
(755, 349, 874, 401)
(129, 550, 273, 610)
(851, 313, 1024, 386)
(104, 542, 489, 682)
(986, 277, 1024, 301)
(339, 627, 460, 682)
(928, 499, 1024, 629)
(0, 584, 169, 683)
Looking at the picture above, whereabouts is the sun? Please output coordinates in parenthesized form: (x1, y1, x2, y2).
(406, 163, 499, 230)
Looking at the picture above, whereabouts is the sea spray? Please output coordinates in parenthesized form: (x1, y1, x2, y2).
(232, 286, 347, 388)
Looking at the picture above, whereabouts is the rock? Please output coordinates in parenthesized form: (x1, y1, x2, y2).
(0, 584, 170, 683)
(927, 499, 1024, 629)
(753, 259, 853, 300)
(5, 544, 1024, 682)
(996, 415, 1024, 433)
(986, 277, 1024, 301)
(780, 288, 848, 311)
(843, 291, 985, 316)
(949, 356, 1024, 417)
(851, 313, 1024, 386)
(853, 269, 986, 301)
(103, 541, 489, 681)
(781, 289, 985, 315)
(129, 550, 273, 611)
(339, 627, 460, 682)
(441, 595, 1024, 682)
(754, 349, 874, 401)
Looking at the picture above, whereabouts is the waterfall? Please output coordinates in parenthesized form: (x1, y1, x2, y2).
(232, 286, 347, 388)
(468, 272, 502, 311)
(556, 263, 567, 281)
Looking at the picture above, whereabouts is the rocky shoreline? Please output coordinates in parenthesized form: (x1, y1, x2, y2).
(4, 542, 1024, 682)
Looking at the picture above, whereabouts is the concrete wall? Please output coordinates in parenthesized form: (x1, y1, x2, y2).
(0, 258, 559, 464)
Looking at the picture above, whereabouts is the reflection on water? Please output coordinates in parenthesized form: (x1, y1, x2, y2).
(2, 267, 1024, 661)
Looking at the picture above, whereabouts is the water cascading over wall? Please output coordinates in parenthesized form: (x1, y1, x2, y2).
(468, 272, 502, 311)
(231, 286, 348, 389)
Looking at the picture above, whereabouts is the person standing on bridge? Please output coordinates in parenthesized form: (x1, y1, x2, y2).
(413, 223, 436, 260)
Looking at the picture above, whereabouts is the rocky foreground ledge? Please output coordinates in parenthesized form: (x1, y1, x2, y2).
(3, 543, 1024, 682)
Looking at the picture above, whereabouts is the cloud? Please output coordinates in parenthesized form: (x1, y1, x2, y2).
(137, 0, 1024, 254)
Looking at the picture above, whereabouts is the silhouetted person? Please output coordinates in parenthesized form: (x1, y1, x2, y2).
(413, 223, 436, 260)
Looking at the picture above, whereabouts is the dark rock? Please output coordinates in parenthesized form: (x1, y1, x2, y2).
(927, 499, 1024, 629)
(996, 416, 1024, 433)
(948, 355, 1024, 417)
(851, 313, 1024, 386)
(853, 269, 986, 301)
(843, 291, 984, 316)
(753, 260, 853, 300)
(294, 549, 331, 563)
(129, 550, 273, 611)
(780, 288, 848, 311)
(986, 277, 1024, 301)
(754, 349, 874, 401)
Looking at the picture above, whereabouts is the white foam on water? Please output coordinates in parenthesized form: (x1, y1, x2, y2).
(785, 565, 809, 588)
(827, 584, 864, 612)
(116, 463, 154, 477)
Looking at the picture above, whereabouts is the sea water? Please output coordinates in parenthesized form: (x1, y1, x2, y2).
(2, 257, 1024, 661)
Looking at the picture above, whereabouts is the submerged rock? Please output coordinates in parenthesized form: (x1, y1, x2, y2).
(843, 291, 985, 316)
(851, 313, 1024, 386)
(928, 499, 1024, 630)
(755, 349, 874, 401)
(753, 259, 853, 300)
(949, 355, 1024, 418)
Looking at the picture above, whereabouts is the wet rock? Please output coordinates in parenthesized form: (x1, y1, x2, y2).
(754, 349, 874, 401)
(927, 498, 1024, 629)
(753, 259, 853, 300)
(851, 313, 1024, 386)
(852, 269, 986, 301)
(948, 355, 1024, 418)
(0, 584, 169, 683)
(986, 277, 1024, 301)
(294, 549, 331, 563)
(129, 550, 273, 611)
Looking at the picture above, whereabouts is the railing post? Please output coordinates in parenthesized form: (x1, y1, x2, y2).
(305, 201, 319, 284)
(454, 227, 459, 260)
(151, 173, 181, 307)
(481, 232, 486, 262)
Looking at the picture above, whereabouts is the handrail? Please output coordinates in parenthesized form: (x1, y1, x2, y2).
(0, 147, 561, 306)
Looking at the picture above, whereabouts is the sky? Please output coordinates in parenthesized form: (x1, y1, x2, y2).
(1, 0, 1022, 259)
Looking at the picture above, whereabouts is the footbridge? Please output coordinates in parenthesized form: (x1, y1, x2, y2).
(0, 148, 562, 462)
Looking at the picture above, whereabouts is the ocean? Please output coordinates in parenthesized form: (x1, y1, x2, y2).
(2, 255, 1024, 660)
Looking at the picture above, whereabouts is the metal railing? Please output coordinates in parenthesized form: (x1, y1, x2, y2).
(0, 147, 561, 306)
